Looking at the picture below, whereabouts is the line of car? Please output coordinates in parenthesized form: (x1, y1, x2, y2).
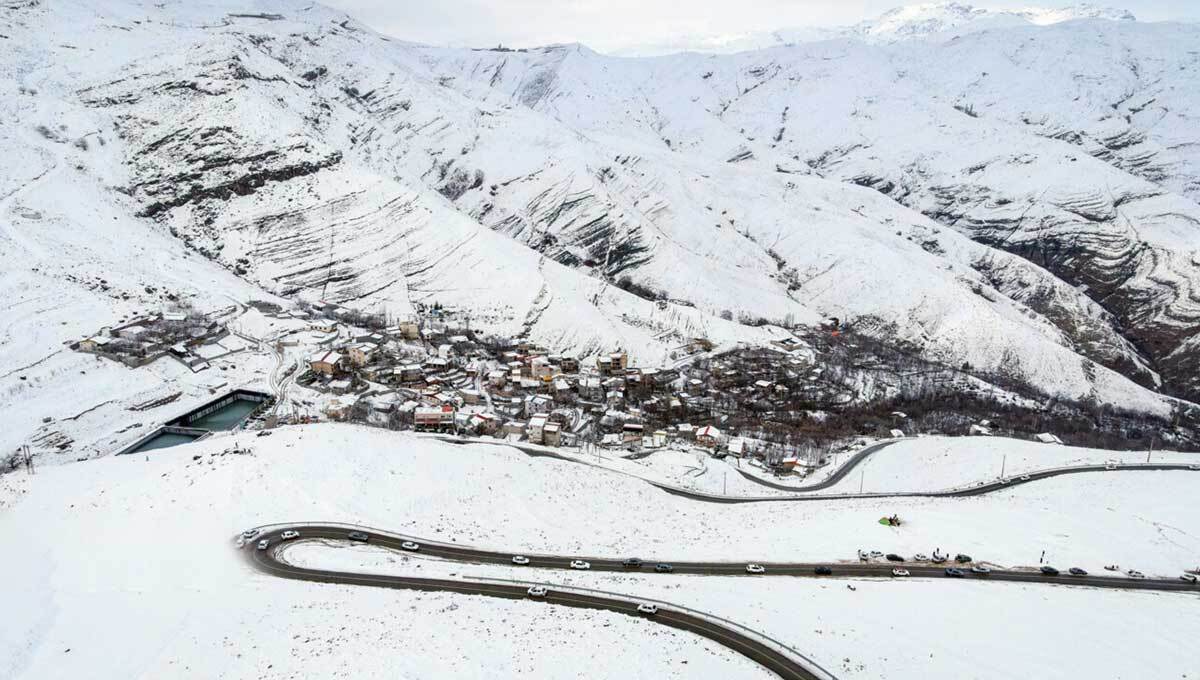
(524, 584, 663, 615)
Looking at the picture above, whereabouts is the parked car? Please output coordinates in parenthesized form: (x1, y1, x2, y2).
(886, 554, 904, 562)
(241, 529, 260, 539)
(1020, 475, 1031, 481)
(745, 563, 766, 574)
(869, 551, 884, 558)
(931, 554, 948, 564)
(636, 604, 659, 615)
(512, 555, 530, 566)
(891, 568, 910, 577)
(256, 539, 270, 551)
(622, 557, 644, 568)
(1126, 569, 1145, 579)
(955, 554, 972, 563)
(912, 553, 929, 561)
(971, 566, 991, 574)
(1068, 567, 1088, 576)
(256, 430, 272, 437)
(400, 541, 420, 551)
(857, 550, 869, 561)
(1104, 564, 1119, 571)
(281, 530, 300, 540)
(1040, 566, 1060, 576)
(570, 560, 591, 570)
(1180, 574, 1198, 583)
(654, 563, 674, 573)
(944, 568, 965, 577)
(527, 586, 548, 598)
(814, 566, 833, 575)
(348, 531, 369, 542)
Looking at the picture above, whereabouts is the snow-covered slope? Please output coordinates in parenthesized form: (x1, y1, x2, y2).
(1, 0, 1197, 416)
(3, 424, 1198, 680)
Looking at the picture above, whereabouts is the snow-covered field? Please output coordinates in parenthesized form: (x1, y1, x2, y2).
(3, 424, 1198, 679)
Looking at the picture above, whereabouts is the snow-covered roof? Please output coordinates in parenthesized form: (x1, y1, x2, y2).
(310, 350, 344, 365)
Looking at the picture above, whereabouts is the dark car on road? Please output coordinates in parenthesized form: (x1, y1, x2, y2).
(1068, 567, 1088, 576)
(654, 563, 674, 573)
(955, 554, 972, 563)
(348, 531, 369, 542)
(1041, 566, 1060, 576)
(622, 558, 643, 568)
(814, 566, 833, 575)
(944, 568, 965, 577)
(886, 554, 904, 562)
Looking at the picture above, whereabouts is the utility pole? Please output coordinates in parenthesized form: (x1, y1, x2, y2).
(723, 471, 727, 495)
(1146, 436, 1155, 463)
(859, 469, 865, 494)
(1000, 454, 1006, 479)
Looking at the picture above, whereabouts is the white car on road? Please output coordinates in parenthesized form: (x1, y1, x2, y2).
(527, 586, 548, 598)
(280, 530, 300, 540)
(569, 560, 591, 570)
(745, 564, 766, 574)
(256, 539, 270, 551)
(891, 568, 910, 577)
(636, 604, 659, 615)
(400, 541, 420, 551)
(512, 555, 530, 566)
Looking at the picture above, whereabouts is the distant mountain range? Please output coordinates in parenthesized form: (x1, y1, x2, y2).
(610, 2, 1140, 56)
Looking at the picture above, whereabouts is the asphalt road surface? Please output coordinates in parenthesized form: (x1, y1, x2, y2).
(243, 523, 1199, 680)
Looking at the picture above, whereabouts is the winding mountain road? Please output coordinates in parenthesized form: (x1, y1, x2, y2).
(244, 522, 1199, 680)
(448, 435, 1200, 504)
(241, 438, 1200, 679)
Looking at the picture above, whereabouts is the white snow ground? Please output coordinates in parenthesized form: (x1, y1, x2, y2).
(2, 424, 1197, 680)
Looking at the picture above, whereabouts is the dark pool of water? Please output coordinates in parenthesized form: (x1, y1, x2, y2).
(129, 431, 201, 453)
(188, 399, 259, 430)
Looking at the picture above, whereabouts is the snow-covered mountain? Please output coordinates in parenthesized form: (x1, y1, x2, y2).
(1, 0, 1198, 425)
(610, 2, 1139, 56)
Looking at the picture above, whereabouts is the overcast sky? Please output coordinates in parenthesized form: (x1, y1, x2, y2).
(320, 0, 1200, 53)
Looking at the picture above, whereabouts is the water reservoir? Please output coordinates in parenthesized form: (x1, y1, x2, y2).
(117, 389, 272, 455)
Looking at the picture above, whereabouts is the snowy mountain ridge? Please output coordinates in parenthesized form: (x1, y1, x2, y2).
(610, 2, 1139, 55)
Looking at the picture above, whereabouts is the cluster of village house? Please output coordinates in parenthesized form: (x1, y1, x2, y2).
(295, 312, 776, 456)
(76, 309, 231, 371)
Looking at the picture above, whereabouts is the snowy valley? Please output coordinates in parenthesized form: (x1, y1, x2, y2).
(2, 1, 1199, 679)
